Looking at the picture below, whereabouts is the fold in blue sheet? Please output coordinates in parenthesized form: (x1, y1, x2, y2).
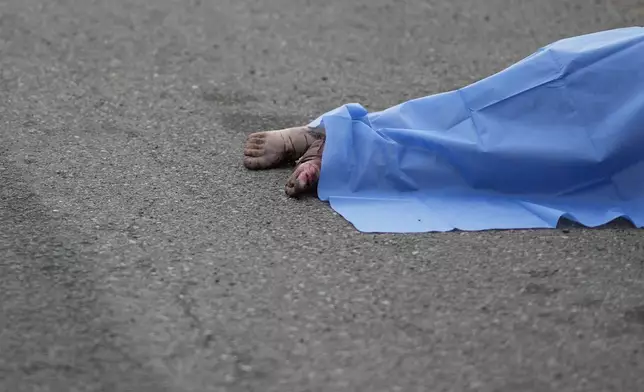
(308, 27, 644, 233)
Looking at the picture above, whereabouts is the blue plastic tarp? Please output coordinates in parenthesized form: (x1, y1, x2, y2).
(309, 27, 644, 233)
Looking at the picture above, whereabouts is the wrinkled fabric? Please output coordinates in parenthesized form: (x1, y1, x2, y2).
(308, 27, 644, 233)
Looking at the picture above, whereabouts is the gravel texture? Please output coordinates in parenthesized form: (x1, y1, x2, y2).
(1, 0, 644, 391)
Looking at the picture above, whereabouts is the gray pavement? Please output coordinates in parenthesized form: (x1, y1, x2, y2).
(1, 0, 644, 391)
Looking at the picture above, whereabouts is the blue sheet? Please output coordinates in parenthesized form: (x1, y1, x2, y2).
(308, 27, 644, 233)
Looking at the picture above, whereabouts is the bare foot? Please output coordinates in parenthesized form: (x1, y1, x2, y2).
(285, 138, 325, 197)
(243, 126, 319, 170)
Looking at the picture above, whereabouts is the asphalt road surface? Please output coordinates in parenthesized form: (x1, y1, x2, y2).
(2, 0, 644, 391)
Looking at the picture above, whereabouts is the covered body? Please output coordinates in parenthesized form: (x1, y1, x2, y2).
(309, 27, 644, 232)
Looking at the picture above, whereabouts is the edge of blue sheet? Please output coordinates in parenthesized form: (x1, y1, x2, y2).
(308, 27, 644, 233)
